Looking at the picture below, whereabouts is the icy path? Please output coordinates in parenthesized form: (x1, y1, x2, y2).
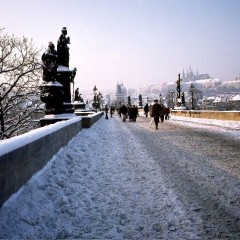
(0, 116, 201, 239)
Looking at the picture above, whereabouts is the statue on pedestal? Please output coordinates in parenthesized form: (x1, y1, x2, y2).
(40, 27, 77, 125)
(57, 27, 70, 67)
(42, 42, 58, 82)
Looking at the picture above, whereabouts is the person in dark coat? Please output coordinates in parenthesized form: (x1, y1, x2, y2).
(105, 105, 109, 119)
(144, 103, 149, 117)
(164, 107, 170, 120)
(120, 104, 128, 122)
(160, 104, 165, 123)
(110, 106, 115, 117)
(128, 105, 138, 122)
(152, 99, 162, 130)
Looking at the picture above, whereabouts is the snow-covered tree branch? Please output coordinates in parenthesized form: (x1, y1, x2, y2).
(0, 30, 43, 140)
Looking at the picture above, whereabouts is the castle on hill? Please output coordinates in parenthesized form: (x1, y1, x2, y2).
(182, 66, 211, 82)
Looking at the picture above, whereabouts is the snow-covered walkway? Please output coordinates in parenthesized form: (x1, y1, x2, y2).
(0, 114, 239, 239)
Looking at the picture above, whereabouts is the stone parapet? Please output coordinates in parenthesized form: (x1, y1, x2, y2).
(0, 117, 81, 207)
(171, 110, 240, 121)
(75, 111, 104, 128)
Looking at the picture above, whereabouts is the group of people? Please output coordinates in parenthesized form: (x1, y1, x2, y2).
(104, 101, 171, 130)
(144, 101, 170, 130)
(104, 106, 115, 119)
(117, 104, 139, 122)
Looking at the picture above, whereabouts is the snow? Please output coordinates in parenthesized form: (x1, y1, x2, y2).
(0, 114, 239, 238)
(0, 116, 80, 156)
(41, 80, 63, 87)
(41, 113, 77, 119)
(231, 94, 240, 101)
(57, 65, 75, 72)
(170, 115, 240, 136)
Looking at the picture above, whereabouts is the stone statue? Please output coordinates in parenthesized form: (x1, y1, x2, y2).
(74, 88, 80, 101)
(42, 42, 58, 81)
(57, 27, 70, 67)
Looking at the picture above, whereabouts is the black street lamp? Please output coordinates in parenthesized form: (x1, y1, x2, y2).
(175, 73, 183, 107)
(93, 85, 99, 111)
(159, 93, 162, 104)
(190, 83, 195, 110)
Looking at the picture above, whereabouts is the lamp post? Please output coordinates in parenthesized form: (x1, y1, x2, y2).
(159, 93, 162, 104)
(93, 85, 98, 112)
(98, 91, 103, 110)
(190, 83, 195, 110)
(176, 73, 182, 106)
(127, 95, 131, 106)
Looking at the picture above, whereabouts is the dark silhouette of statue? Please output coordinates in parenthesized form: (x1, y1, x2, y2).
(176, 73, 181, 99)
(42, 42, 58, 81)
(57, 27, 70, 67)
(181, 92, 186, 105)
(40, 27, 77, 121)
(138, 94, 142, 107)
(74, 88, 80, 101)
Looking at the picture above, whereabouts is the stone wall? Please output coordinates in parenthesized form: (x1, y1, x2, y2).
(0, 117, 82, 207)
(75, 111, 104, 128)
(0, 112, 104, 207)
(171, 110, 240, 121)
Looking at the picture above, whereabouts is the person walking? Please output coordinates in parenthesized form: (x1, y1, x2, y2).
(152, 99, 162, 130)
(160, 104, 165, 123)
(120, 104, 128, 122)
(164, 107, 170, 120)
(110, 106, 115, 118)
(144, 103, 149, 117)
(105, 105, 109, 119)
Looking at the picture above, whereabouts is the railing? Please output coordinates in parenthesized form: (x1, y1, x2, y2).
(171, 110, 240, 121)
(0, 112, 103, 207)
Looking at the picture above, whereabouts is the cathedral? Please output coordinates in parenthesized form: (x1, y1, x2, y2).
(182, 66, 211, 82)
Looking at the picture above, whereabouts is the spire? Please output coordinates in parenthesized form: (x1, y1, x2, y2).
(182, 69, 185, 81)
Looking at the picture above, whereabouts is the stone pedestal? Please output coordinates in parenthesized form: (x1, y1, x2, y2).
(40, 113, 76, 126)
(73, 102, 86, 110)
(56, 65, 76, 113)
(40, 81, 64, 115)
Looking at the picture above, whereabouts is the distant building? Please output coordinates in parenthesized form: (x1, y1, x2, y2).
(115, 82, 127, 105)
(182, 66, 211, 82)
(221, 79, 240, 88)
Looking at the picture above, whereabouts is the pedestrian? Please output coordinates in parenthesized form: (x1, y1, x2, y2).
(105, 105, 109, 119)
(128, 106, 134, 122)
(120, 104, 128, 122)
(149, 104, 154, 124)
(144, 103, 149, 117)
(152, 99, 162, 130)
(129, 105, 138, 122)
(164, 107, 170, 120)
(160, 104, 165, 123)
(110, 106, 115, 117)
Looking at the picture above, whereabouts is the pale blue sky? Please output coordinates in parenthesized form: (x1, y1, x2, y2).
(1, 0, 240, 91)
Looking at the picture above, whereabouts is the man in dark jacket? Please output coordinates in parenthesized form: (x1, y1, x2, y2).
(152, 99, 162, 130)
(144, 103, 149, 117)
(120, 104, 128, 122)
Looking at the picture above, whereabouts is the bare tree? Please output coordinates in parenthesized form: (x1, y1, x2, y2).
(0, 29, 42, 140)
